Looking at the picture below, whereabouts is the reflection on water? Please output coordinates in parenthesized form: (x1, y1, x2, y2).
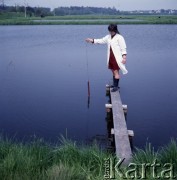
(7, 60, 15, 72)
(0, 25, 177, 149)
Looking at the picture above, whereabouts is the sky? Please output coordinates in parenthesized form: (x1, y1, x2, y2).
(6, 0, 177, 11)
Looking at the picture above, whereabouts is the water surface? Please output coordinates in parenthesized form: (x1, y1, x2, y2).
(0, 25, 177, 149)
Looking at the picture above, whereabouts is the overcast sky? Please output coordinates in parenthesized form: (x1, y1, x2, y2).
(6, 0, 177, 10)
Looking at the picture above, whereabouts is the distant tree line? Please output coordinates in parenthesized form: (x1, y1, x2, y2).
(53, 6, 119, 15)
(0, 5, 52, 17)
(0, 5, 120, 16)
(53, 6, 177, 15)
(0, 4, 177, 16)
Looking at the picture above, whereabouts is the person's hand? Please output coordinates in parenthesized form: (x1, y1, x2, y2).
(85, 38, 94, 43)
(122, 55, 127, 64)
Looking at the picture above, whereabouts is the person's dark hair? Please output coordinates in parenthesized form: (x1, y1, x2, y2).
(108, 24, 120, 34)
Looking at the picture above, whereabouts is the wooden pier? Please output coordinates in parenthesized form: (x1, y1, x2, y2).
(105, 85, 133, 164)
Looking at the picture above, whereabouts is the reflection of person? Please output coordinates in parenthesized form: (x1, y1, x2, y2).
(86, 24, 128, 92)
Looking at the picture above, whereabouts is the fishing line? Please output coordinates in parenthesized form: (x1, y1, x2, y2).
(85, 42, 91, 142)
(85, 43, 91, 108)
(85, 43, 89, 80)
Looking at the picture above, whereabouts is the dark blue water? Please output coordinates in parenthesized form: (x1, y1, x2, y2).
(0, 25, 177, 149)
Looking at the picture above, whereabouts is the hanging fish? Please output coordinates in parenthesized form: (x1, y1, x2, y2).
(87, 96, 90, 109)
(87, 81, 90, 109)
(88, 81, 90, 97)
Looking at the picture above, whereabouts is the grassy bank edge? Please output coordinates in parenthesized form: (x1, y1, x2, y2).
(0, 135, 176, 179)
(0, 14, 177, 25)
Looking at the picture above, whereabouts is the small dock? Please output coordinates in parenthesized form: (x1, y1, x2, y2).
(105, 85, 133, 164)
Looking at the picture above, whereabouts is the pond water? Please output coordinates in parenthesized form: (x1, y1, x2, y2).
(0, 25, 177, 149)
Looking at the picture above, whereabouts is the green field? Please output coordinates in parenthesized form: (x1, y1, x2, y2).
(0, 12, 177, 25)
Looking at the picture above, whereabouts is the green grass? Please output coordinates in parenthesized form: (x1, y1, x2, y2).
(0, 12, 177, 25)
(0, 135, 176, 179)
(132, 140, 177, 179)
(0, 12, 24, 19)
(0, 136, 114, 180)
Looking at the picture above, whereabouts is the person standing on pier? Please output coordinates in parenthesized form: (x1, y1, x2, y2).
(86, 24, 128, 92)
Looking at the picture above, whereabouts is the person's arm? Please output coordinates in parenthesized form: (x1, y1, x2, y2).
(86, 35, 109, 44)
(122, 54, 127, 64)
(85, 38, 94, 43)
(119, 35, 127, 64)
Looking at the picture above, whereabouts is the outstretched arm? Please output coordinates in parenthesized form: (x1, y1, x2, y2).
(86, 38, 94, 43)
(85, 35, 109, 44)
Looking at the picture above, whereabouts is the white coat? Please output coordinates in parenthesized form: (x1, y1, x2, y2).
(94, 34, 128, 74)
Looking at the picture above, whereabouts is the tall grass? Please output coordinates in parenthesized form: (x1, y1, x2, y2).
(0, 136, 176, 180)
(0, 136, 115, 180)
(132, 140, 177, 179)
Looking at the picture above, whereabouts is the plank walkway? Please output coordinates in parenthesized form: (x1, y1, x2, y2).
(109, 88, 132, 164)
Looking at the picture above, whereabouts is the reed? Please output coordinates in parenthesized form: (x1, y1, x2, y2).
(0, 135, 114, 180)
(0, 135, 176, 180)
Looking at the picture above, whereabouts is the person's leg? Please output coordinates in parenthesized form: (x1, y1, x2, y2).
(114, 70, 120, 79)
(111, 70, 120, 92)
(110, 70, 115, 87)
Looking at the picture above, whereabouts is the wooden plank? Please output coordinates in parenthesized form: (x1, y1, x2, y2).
(110, 88, 132, 164)
(105, 104, 112, 108)
(105, 104, 127, 110)
(122, 104, 128, 110)
(111, 129, 134, 137)
(127, 130, 134, 137)
(106, 84, 110, 88)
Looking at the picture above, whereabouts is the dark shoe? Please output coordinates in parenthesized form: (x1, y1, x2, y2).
(111, 87, 118, 92)
(110, 85, 120, 88)
(110, 77, 119, 88)
(110, 76, 116, 88)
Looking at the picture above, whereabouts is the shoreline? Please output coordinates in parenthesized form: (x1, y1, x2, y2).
(0, 15, 177, 25)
